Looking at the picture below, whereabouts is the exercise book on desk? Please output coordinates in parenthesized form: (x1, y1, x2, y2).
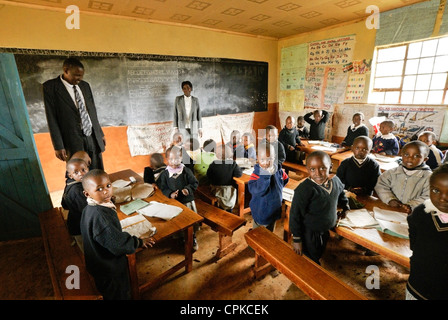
(373, 207, 409, 239)
(137, 201, 183, 221)
(337, 209, 379, 229)
(120, 199, 150, 215)
(120, 214, 157, 238)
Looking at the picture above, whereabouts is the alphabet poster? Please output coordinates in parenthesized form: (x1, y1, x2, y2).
(308, 35, 356, 67)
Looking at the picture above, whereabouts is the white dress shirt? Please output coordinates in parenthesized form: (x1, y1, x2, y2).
(184, 95, 192, 129)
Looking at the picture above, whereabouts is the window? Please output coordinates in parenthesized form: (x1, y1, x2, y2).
(369, 36, 448, 105)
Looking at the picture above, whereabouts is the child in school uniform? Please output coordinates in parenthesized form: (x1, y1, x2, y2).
(157, 146, 200, 250)
(341, 112, 369, 147)
(61, 158, 89, 252)
(418, 131, 444, 170)
(261, 125, 286, 166)
(225, 130, 243, 160)
(406, 164, 448, 300)
(248, 142, 289, 232)
(289, 151, 350, 264)
(336, 136, 381, 196)
(371, 120, 400, 155)
(375, 141, 432, 214)
(304, 109, 329, 140)
(297, 116, 309, 139)
(80, 169, 154, 300)
(207, 144, 243, 212)
(171, 131, 184, 148)
(143, 153, 167, 185)
(194, 139, 217, 186)
(182, 137, 200, 173)
(278, 116, 305, 164)
(235, 132, 256, 162)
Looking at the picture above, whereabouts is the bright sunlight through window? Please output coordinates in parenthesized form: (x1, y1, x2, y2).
(369, 36, 448, 105)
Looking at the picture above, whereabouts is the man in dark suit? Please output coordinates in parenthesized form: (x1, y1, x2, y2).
(43, 58, 106, 170)
(173, 81, 203, 140)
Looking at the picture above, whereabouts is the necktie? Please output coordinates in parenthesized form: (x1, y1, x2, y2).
(73, 85, 92, 136)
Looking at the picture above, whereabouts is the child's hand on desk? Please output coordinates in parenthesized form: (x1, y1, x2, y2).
(152, 183, 158, 190)
(337, 209, 348, 220)
(388, 199, 403, 208)
(181, 188, 189, 196)
(292, 242, 303, 255)
(140, 237, 155, 249)
(170, 190, 179, 199)
(401, 204, 412, 214)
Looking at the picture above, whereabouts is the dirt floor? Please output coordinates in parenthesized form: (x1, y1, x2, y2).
(0, 210, 409, 301)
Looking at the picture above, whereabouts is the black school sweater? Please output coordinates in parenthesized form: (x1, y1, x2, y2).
(207, 160, 242, 186)
(289, 177, 349, 240)
(336, 156, 381, 196)
(61, 179, 87, 236)
(407, 202, 448, 299)
(80, 204, 142, 277)
(304, 110, 329, 140)
(157, 166, 198, 204)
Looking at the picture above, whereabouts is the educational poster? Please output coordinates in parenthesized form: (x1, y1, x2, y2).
(344, 74, 366, 102)
(332, 104, 376, 138)
(127, 122, 173, 156)
(280, 44, 308, 90)
(220, 112, 255, 145)
(279, 90, 305, 112)
(304, 66, 348, 110)
(375, 105, 446, 141)
(308, 35, 356, 67)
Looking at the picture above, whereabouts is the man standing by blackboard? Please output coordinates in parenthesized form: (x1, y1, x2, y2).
(43, 57, 105, 170)
(173, 81, 203, 140)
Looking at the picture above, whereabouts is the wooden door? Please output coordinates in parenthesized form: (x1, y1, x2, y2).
(0, 53, 52, 240)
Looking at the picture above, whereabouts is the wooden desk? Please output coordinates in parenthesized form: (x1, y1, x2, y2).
(283, 190, 411, 268)
(299, 140, 348, 157)
(109, 169, 204, 299)
(334, 195, 411, 268)
(233, 174, 251, 218)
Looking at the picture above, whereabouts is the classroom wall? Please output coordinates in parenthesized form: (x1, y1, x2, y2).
(0, 4, 279, 193)
(277, 19, 377, 134)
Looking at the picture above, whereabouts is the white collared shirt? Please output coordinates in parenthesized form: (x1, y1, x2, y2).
(60, 75, 86, 108)
(184, 95, 192, 129)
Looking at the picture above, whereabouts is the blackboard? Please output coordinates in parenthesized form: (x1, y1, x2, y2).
(5, 48, 268, 133)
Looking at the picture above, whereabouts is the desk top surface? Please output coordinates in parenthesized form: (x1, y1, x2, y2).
(335, 194, 411, 268)
(109, 169, 203, 241)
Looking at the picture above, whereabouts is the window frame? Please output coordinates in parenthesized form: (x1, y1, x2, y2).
(370, 36, 448, 105)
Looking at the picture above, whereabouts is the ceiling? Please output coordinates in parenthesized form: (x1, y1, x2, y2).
(5, 0, 429, 39)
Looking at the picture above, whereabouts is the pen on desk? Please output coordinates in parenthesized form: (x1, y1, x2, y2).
(336, 217, 341, 227)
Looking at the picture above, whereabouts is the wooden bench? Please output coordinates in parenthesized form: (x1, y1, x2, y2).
(244, 227, 367, 300)
(39, 208, 102, 300)
(195, 199, 247, 258)
(282, 161, 309, 178)
(195, 185, 218, 206)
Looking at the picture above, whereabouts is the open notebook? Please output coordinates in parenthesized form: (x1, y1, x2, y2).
(338, 207, 409, 239)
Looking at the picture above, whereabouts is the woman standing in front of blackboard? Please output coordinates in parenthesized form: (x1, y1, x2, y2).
(173, 81, 203, 141)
